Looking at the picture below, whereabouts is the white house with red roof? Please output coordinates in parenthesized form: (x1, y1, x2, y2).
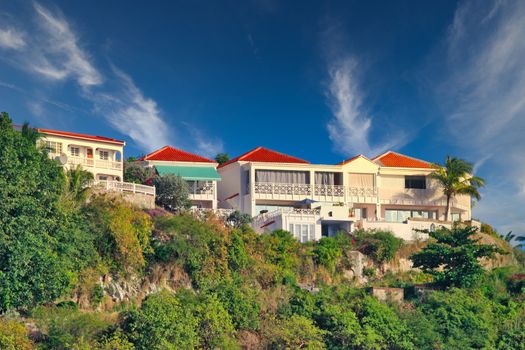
(217, 147, 472, 242)
(139, 146, 221, 209)
(37, 127, 125, 181)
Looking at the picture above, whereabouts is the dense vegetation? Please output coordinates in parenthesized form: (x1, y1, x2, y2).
(1, 112, 524, 349)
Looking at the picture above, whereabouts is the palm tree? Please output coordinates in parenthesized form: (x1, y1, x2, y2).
(430, 156, 485, 221)
(65, 165, 94, 202)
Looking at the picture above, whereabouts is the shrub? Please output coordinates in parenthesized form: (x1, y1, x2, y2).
(83, 195, 153, 275)
(263, 315, 326, 349)
(226, 210, 252, 228)
(314, 237, 342, 273)
(153, 175, 191, 211)
(215, 277, 260, 330)
(0, 318, 32, 350)
(123, 291, 199, 350)
(414, 288, 498, 349)
(354, 229, 403, 264)
(31, 306, 115, 350)
(124, 161, 153, 184)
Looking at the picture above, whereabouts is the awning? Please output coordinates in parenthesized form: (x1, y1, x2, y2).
(154, 165, 221, 181)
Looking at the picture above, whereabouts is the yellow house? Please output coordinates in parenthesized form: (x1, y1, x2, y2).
(217, 147, 472, 242)
(37, 127, 124, 181)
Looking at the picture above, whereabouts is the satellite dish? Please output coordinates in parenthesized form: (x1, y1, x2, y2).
(55, 153, 68, 165)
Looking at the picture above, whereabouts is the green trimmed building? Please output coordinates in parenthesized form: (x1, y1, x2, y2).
(139, 146, 221, 209)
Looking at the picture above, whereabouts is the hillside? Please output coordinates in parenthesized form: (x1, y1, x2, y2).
(1, 113, 524, 349)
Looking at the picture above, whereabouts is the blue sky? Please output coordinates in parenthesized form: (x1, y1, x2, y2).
(1, 0, 524, 235)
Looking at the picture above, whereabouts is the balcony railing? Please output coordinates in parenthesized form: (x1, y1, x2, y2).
(254, 182, 311, 196)
(253, 182, 377, 203)
(314, 184, 345, 197)
(188, 181, 215, 200)
(92, 180, 156, 196)
(50, 153, 122, 171)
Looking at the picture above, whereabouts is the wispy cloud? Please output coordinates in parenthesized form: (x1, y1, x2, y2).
(32, 3, 102, 87)
(325, 58, 405, 157)
(0, 2, 223, 153)
(0, 27, 25, 49)
(437, 0, 525, 233)
(89, 68, 171, 151)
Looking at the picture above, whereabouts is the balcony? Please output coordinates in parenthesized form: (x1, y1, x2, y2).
(378, 188, 469, 211)
(92, 180, 155, 196)
(254, 182, 311, 201)
(188, 181, 215, 201)
(252, 182, 378, 203)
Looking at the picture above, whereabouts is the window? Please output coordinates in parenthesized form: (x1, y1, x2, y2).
(405, 176, 426, 189)
(353, 208, 368, 219)
(70, 147, 80, 157)
(99, 150, 109, 160)
(43, 141, 62, 154)
(289, 223, 315, 243)
(451, 213, 461, 222)
(98, 175, 108, 181)
(385, 209, 437, 223)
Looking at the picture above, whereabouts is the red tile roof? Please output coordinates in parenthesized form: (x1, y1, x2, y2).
(36, 128, 125, 145)
(140, 146, 216, 163)
(338, 154, 368, 165)
(218, 147, 309, 168)
(373, 151, 432, 169)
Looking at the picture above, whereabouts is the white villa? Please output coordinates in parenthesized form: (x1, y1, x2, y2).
(139, 146, 221, 209)
(37, 127, 125, 181)
(37, 127, 156, 205)
(217, 147, 472, 242)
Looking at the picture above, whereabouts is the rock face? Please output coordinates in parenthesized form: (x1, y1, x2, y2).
(369, 287, 404, 303)
(83, 264, 192, 310)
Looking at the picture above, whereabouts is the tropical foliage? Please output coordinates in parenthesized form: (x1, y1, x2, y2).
(430, 156, 485, 221)
(0, 113, 523, 349)
(411, 225, 504, 287)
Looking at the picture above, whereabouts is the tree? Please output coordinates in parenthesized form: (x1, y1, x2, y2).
(226, 210, 252, 228)
(123, 291, 199, 350)
(411, 225, 504, 287)
(430, 156, 485, 221)
(263, 315, 326, 349)
(0, 112, 95, 311)
(153, 174, 192, 211)
(214, 153, 229, 165)
(65, 165, 94, 203)
(124, 161, 153, 184)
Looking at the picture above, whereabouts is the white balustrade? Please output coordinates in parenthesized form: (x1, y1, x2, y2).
(92, 180, 156, 196)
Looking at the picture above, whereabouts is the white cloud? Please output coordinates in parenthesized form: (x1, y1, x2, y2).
(0, 27, 25, 49)
(438, 0, 525, 233)
(31, 3, 102, 87)
(326, 58, 405, 156)
(89, 68, 172, 152)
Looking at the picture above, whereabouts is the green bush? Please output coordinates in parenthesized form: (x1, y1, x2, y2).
(123, 291, 199, 350)
(153, 175, 191, 211)
(263, 315, 326, 349)
(314, 237, 342, 273)
(0, 318, 32, 350)
(354, 229, 403, 264)
(31, 306, 115, 350)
